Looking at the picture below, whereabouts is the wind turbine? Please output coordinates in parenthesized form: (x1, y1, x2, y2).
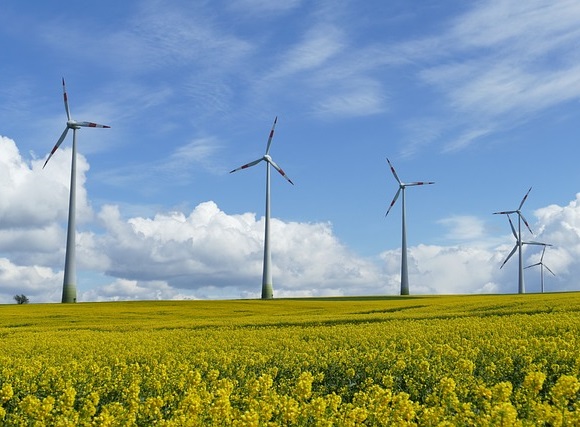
(43, 78, 110, 303)
(385, 158, 434, 295)
(525, 244, 555, 293)
(493, 187, 533, 294)
(230, 117, 293, 299)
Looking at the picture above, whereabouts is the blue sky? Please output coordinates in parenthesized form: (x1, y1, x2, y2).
(1, 0, 579, 302)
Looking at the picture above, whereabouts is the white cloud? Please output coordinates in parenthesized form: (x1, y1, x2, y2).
(38, 1, 253, 74)
(438, 215, 487, 241)
(226, 0, 303, 17)
(1, 135, 579, 303)
(380, 195, 580, 295)
(0, 136, 92, 271)
(2, 188, 580, 302)
(448, 0, 580, 54)
(251, 5, 391, 119)
(164, 137, 223, 176)
(91, 135, 224, 193)
(0, 135, 92, 228)
(0, 258, 61, 304)
(532, 194, 580, 285)
(313, 79, 386, 118)
(80, 278, 188, 302)
(91, 201, 384, 298)
(391, 1, 580, 151)
(408, 244, 500, 294)
(272, 24, 346, 77)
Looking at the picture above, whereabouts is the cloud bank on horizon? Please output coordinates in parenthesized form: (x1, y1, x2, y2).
(1, 135, 579, 303)
(1, 0, 580, 302)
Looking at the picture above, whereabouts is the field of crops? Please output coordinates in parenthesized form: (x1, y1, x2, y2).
(1, 293, 579, 426)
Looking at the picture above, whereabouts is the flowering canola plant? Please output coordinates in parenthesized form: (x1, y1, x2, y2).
(0, 293, 579, 425)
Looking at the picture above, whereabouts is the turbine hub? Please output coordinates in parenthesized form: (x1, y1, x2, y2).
(67, 120, 80, 130)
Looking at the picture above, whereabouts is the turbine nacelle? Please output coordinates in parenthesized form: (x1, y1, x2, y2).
(67, 121, 81, 130)
(493, 187, 534, 235)
(385, 158, 434, 217)
(230, 118, 293, 185)
(43, 78, 110, 169)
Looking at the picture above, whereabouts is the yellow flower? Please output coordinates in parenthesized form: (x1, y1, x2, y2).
(551, 375, 580, 408)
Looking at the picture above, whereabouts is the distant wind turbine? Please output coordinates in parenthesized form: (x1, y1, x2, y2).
(500, 214, 547, 270)
(385, 158, 434, 295)
(525, 244, 555, 293)
(230, 117, 294, 299)
(493, 187, 533, 294)
(43, 78, 110, 303)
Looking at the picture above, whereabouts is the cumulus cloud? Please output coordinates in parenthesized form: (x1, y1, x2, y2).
(80, 278, 189, 302)
(83, 195, 580, 301)
(380, 195, 580, 296)
(438, 215, 487, 241)
(0, 258, 61, 304)
(383, 244, 501, 295)
(90, 201, 384, 299)
(0, 136, 91, 228)
(1, 136, 579, 303)
(532, 194, 580, 288)
(0, 136, 92, 266)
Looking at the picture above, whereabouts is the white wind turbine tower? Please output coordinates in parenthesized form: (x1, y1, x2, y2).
(385, 158, 434, 296)
(43, 78, 110, 303)
(525, 244, 555, 293)
(230, 117, 294, 299)
(493, 188, 534, 294)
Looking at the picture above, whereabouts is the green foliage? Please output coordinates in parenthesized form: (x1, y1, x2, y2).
(12, 294, 28, 305)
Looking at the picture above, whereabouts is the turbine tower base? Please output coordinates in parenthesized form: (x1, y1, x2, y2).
(261, 284, 273, 299)
(61, 283, 77, 303)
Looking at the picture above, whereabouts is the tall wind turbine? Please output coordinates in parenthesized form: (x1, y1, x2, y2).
(43, 78, 110, 303)
(230, 117, 294, 299)
(525, 244, 555, 293)
(385, 158, 434, 295)
(493, 187, 533, 294)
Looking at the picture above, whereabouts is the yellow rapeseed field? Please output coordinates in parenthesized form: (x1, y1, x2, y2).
(1, 293, 579, 426)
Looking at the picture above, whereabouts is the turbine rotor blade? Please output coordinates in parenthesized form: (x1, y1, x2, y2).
(500, 244, 518, 269)
(518, 186, 532, 210)
(540, 246, 547, 261)
(385, 188, 401, 217)
(268, 157, 294, 185)
(507, 215, 518, 240)
(386, 158, 402, 185)
(62, 78, 71, 121)
(265, 116, 278, 156)
(519, 213, 533, 235)
(406, 181, 435, 186)
(229, 158, 263, 173)
(544, 265, 556, 276)
(493, 210, 517, 215)
(75, 121, 111, 128)
(524, 263, 541, 269)
(43, 127, 69, 168)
